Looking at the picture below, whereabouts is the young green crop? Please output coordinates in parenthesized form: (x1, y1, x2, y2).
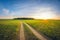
(0, 20, 20, 40)
(24, 20, 60, 40)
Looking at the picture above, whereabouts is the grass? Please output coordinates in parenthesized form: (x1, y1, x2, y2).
(23, 23, 40, 40)
(23, 20, 60, 40)
(0, 19, 60, 40)
(0, 20, 20, 40)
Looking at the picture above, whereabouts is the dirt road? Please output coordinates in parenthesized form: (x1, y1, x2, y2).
(20, 22, 25, 40)
(19, 22, 52, 40)
(23, 22, 52, 40)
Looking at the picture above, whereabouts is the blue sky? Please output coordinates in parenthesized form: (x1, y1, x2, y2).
(0, 0, 60, 19)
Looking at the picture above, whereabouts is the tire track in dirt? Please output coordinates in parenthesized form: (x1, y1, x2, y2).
(23, 22, 52, 40)
(20, 22, 25, 40)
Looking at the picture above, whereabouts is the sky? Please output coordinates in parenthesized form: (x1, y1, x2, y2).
(0, 0, 60, 19)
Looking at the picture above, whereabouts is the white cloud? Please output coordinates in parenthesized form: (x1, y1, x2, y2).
(2, 8, 9, 14)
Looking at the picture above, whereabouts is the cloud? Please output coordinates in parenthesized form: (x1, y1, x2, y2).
(2, 8, 9, 14)
(2, 8, 15, 17)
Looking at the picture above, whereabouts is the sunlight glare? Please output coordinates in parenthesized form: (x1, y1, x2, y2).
(33, 7, 55, 20)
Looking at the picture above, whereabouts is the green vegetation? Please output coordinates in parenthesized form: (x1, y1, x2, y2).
(0, 19, 60, 40)
(23, 23, 40, 40)
(24, 20, 60, 40)
(0, 20, 20, 40)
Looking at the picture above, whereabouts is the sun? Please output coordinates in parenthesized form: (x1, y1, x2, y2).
(33, 12, 54, 20)
(33, 7, 55, 20)
(39, 12, 54, 20)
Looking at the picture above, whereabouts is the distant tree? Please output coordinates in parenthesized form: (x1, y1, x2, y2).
(14, 18, 35, 20)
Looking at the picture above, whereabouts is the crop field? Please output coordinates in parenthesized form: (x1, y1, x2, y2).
(0, 20, 20, 40)
(0, 19, 60, 40)
(24, 20, 60, 40)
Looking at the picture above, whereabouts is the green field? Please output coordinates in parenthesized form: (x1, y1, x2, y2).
(0, 20, 20, 40)
(24, 20, 60, 40)
(0, 19, 60, 40)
